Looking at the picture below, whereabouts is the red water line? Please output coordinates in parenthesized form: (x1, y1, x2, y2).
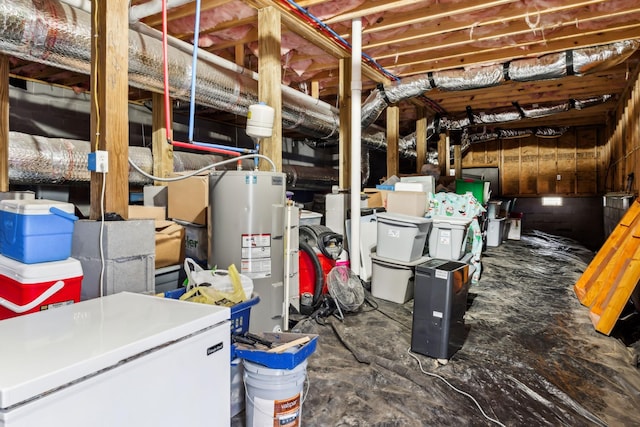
(171, 141, 241, 157)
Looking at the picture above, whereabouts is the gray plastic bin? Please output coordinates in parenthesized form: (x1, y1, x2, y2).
(376, 212, 432, 262)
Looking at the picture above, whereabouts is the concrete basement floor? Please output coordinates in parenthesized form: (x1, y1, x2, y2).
(234, 231, 640, 426)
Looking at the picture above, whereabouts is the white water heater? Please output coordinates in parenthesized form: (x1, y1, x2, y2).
(208, 170, 286, 332)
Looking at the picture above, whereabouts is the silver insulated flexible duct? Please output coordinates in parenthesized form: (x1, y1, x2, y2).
(0, 0, 411, 155)
(361, 40, 639, 128)
(7, 131, 341, 188)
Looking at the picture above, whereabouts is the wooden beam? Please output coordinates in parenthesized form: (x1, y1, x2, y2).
(311, 81, 320, 99)
(386, 106, 400, 178)
(152, 92, 174, 184)
(247, 0, 387, 84)
(437, 133, 447, 178)
(454, 144, 462, 179)
(415, 107, 427, 174)
(339, 58, 351, 189)
(0, 55, 9, 192)
(90, 0, 129, 220)
(258, 7, 282, 172)
(235, 44, 245, 67)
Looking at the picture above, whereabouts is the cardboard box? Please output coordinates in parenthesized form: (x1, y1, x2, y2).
(167, 173, 209, 225)
(386, 191, 427, 217)
(363, 188, 391, 209)
(155, 220, 186, 269)
(128, 205, 166, 221)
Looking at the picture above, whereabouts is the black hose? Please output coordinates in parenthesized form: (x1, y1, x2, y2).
(299, 241, 324, 307)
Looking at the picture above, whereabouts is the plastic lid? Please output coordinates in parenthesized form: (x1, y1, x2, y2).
(0, 199, 75, 215)
(377, 211, 432, 225)
(0, 255, 83, 283)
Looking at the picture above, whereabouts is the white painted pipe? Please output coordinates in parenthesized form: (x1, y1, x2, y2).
(58, 0, 91, 13)
(129, 0, 193, 23)
(350, 18, 362, 276)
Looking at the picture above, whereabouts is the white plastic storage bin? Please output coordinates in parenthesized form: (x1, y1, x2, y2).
(0, 199, 78, 264)
(376, 212, 432, 263)
(370, 253, 430, 304)
(428, 217, 472, 261)
(486, 217, 505, 247)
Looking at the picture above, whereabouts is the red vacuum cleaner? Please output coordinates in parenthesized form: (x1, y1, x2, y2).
(298, 225, 344, 315)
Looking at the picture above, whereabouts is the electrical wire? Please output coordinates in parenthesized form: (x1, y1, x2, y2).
(280, 0, 399, 81)
(406, 348, 506, 427)
(99, 171, 106, 298)
(128, 153, 277, 182)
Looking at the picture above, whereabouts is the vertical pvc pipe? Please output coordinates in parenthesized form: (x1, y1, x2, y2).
(350, 18, 362, 276)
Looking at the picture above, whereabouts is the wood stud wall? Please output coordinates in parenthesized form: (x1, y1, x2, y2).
(463, 127, 607, 196)
(608, 65, 640, 194)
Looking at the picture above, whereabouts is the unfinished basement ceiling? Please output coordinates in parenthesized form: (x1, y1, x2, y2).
(6, 0, 640, 139)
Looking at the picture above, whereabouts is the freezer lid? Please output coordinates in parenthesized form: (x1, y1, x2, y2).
(0, 292, 230, 409)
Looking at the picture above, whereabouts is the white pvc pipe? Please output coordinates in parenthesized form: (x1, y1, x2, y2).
(58, 0, 91, 13)
(129, 0, 193, 23)
(350, 18, 362, 276)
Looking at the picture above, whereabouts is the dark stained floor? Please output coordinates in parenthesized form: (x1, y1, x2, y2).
(235, 231, 640, 426)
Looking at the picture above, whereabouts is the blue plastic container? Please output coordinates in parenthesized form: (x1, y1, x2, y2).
(0, 200, 78, 264)
(235, 332, 318, 369)
(163, 287, 260, 359)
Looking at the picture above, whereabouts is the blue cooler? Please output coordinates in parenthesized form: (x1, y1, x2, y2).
(0, 199, 78, 264)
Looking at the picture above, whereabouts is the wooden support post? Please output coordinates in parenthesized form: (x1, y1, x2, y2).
(415, 107, 427, 174)
(311, 81, 320, 99)
(339, 58, 351, 189)
(454, 145, 462, 179)
(152, 92, 174, 184)
(438, 133, 447, 178)
(235, 44, 244, 67)
(386, 106, 399, 179)
(90, 0, 129, 220)
(257, 7, 282, 172)
(0, 55, 8, 192)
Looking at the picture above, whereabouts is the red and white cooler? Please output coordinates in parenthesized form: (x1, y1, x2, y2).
(0, 255, 83, 320)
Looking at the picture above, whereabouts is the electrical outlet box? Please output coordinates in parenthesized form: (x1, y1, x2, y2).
(88, 151, 109, 173)
(556, 174, 561, 181)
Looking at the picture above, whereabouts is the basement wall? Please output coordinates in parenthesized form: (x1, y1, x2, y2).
(462, 126, 607, 249)
(512, 197, 604, 252)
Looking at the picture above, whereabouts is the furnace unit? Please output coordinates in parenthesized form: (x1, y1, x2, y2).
(411, 259, 470, 360)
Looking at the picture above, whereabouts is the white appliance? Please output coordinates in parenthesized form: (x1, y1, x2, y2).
(0, 292, 230, 427)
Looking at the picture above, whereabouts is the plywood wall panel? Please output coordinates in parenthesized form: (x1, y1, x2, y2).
(537, 138, 557, 194)
(576, 129, 598, 194)
(501, 139, 520, 195)
(557, 132, 576, 194)
(520, 142, 538, 194)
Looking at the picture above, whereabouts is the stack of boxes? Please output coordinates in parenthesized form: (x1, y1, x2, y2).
(0, 198, 83, 320)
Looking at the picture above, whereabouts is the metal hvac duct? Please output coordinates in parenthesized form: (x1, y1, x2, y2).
(361, 40, 639, 128)
(7, 131, 341, 188)
(0, 0, 413, 157)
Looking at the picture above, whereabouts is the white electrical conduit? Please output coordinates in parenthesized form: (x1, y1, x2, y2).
(350, 18, 362, 276)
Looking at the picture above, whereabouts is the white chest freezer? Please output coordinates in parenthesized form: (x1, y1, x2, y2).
(0, 292, 231, 427)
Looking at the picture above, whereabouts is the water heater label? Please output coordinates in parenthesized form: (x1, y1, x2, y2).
(272, 175, 283, 186)
(241, 233, 272, 278)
